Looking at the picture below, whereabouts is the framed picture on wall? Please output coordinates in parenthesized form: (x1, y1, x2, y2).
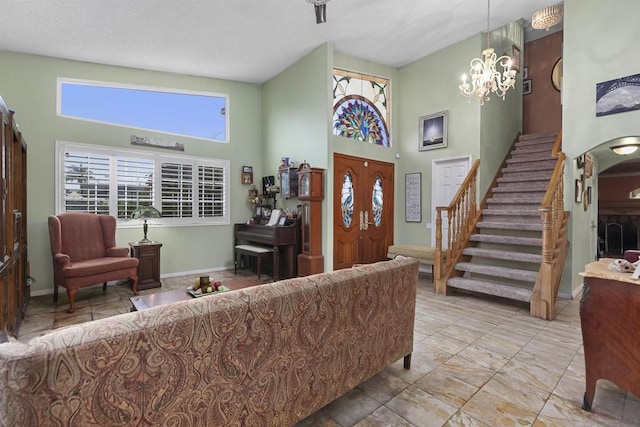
(419, 111, 448, 151)
(511, 45, 521, 72)
(523, 79, 532, 95)
(241, 165, 253, 185)
(405, 172, 421, 222)
(575, 179, 583, 203)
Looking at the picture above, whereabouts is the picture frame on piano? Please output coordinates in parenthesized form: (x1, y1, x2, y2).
(267, 209, 281, 226)
(278, 216, 287, 226)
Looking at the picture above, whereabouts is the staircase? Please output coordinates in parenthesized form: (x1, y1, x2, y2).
(434, 131, 569, 320)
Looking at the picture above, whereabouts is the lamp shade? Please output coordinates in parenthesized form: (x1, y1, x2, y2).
(131, 206, 162, 220)
(131, 206, 161, 243)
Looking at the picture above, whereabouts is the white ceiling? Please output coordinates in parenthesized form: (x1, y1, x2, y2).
(0, 0, 562, 84)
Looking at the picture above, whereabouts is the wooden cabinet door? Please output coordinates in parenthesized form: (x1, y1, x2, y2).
(333, 153, 394, 270)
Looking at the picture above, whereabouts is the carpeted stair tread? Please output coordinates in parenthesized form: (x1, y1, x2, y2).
(498, 174, 551, 184)
(507, 152, 554, 163)
(481, 212, 540, 223)
(454, 262, 538, 282)
(492, 190, 547, 200)
(462, 247, 542, 263)
(487, 197, 542, 206)
(494, 182, 549, 192)
(505, 160, 557, 170)
(502, 162, 556, 173)
(469, 234, 543, 246)
(476, 221, 543, 232)
(447, 277, 533, 302)
(512, 144, 555, 155)
(514, 139, 556, 149)
(482, 208, 538, 215)
(517, 131, 558, 142)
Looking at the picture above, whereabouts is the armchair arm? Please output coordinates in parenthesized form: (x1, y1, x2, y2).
(53, 253, 72, 268)
(106, 247, 130, 257)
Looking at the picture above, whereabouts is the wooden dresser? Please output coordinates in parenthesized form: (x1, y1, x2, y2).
(579, 258, 640, 411)
(0, 96, 28, 343)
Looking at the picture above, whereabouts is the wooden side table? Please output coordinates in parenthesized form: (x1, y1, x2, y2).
(129, 241, 163, 290)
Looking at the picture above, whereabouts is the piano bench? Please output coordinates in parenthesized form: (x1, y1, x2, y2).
(234, 244, 275, 280)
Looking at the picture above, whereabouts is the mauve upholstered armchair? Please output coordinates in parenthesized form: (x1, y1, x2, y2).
(48, 213, 139, 313)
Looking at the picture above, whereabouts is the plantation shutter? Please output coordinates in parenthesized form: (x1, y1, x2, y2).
(161, 162, 193, 218)
(62, 151, 110, 214)
(116, 157, 155, 219)
(199, 164, 225, 218)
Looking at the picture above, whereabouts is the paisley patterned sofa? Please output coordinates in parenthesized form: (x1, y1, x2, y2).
(0, 256, 419, 426)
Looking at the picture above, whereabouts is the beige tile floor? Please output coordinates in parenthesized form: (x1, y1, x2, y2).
(17, 271, 640, 426)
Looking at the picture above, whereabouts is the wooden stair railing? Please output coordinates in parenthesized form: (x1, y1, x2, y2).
(434, 159, 480, 294)
(433, 131, 570, 321)
(531, 131, 569, 320)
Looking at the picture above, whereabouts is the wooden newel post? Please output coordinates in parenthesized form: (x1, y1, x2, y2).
(434, 209, 446, 294)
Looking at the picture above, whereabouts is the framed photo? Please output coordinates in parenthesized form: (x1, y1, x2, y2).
(576, 155, 585, 169)
(405, 172, 421, 222)
(241, 165, 253, 185)
(523, 67, 528, 80)
(511, 45, 521, 72)
(552, 57, 563, 92)
(596, 72, 640, 117)
(575, 179, 583, 203)
(419, 111, 448, 151)
(523, 79, 532, 95)
(584, 153, 593, 178)
(278, 216, 287, 226)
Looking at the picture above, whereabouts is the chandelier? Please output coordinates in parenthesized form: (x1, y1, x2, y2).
(307, 0, 330, 24)
(531, 4, 563, 31)
(459, 0, 516, 105)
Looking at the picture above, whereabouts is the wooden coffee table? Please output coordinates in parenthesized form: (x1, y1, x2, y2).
(130, 289, 191, 311)
(129, 279, 262, 311)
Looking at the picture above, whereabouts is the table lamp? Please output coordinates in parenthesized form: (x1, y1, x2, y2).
(131, 206, 162, 243)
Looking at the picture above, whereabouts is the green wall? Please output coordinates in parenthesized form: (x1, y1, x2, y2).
(262, 43, 331, 210)
(396, 36, 481, 246)
(563, 0, 640, 295)
(262, 43, 331, 270)
(0, 51, 263, 295)
(479, 20, 524, 197)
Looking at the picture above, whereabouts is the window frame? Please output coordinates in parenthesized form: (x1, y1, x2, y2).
(57, 77, 230, 143)
(55, 141, 230, 227)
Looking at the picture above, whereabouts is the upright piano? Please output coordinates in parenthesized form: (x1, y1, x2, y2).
(234, 219, 301, 279)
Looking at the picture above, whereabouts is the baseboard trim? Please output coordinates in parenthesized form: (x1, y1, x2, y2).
(29, 265, 235, 297)
(571, 283, 584, 300)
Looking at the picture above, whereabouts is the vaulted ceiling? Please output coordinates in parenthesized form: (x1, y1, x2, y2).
(0, 0, 561, 84)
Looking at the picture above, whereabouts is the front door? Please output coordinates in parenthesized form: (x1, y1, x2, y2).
(334, 153, 394, 270)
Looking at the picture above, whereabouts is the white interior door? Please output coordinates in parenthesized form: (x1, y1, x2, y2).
(431, 156, 471, 248)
